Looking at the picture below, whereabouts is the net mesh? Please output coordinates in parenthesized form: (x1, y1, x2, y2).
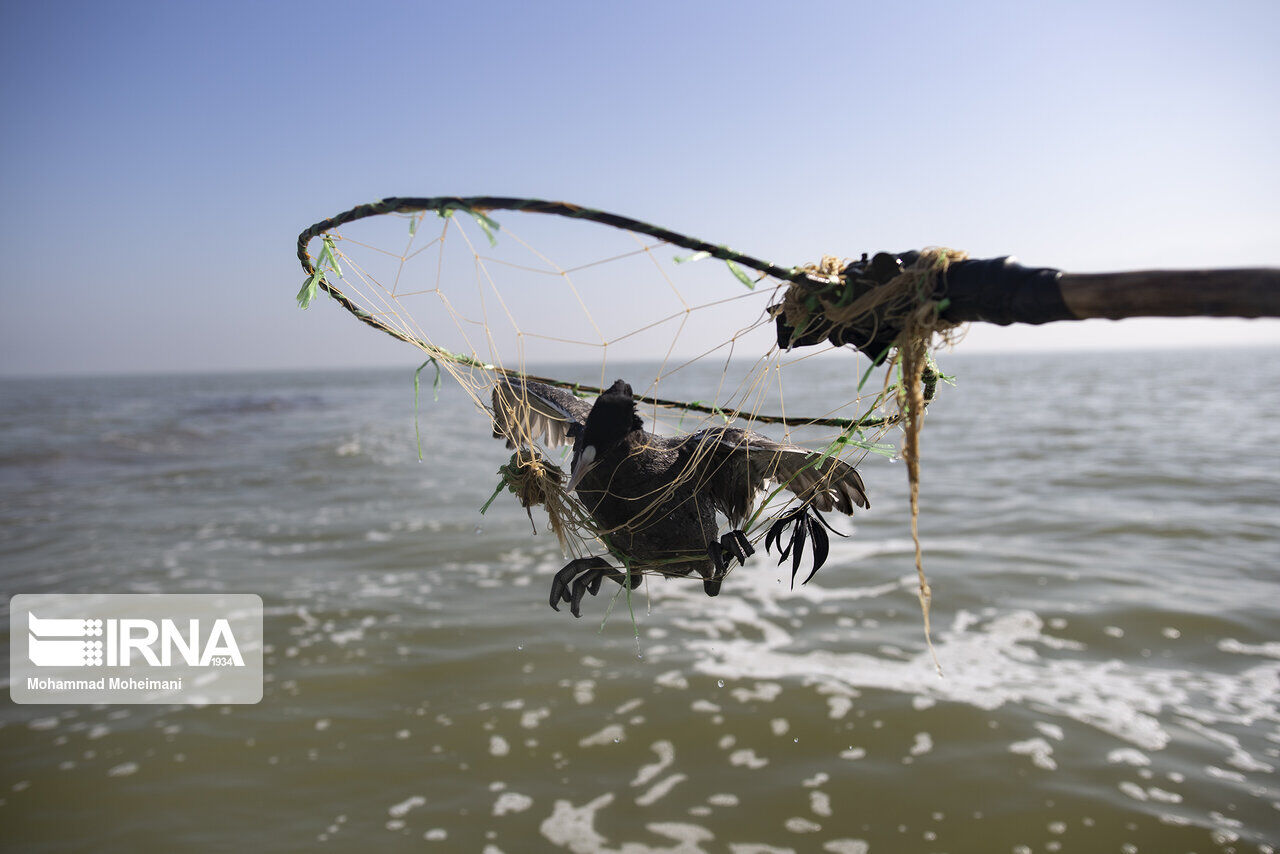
(300, 205, 905, 578)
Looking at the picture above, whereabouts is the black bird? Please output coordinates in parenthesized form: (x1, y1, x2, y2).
(491, 378, 870, 616)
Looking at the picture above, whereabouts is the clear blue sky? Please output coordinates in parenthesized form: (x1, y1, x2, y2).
(1, 0, 1276, 376)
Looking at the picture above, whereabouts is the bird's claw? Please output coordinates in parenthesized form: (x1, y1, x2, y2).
(721, 529, 755, 566)
(764, 504, 846, 587)
(550, 556, 639, 618)
(702, 529, 755, 597)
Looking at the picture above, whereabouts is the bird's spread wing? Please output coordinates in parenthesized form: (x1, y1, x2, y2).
(491, 379, 592, 450)
(678, 427, 870, 527)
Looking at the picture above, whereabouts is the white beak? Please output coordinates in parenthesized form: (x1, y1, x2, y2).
(566, 445, 597, 492)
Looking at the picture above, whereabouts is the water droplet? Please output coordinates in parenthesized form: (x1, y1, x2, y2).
(793, 738, 799, 743)
(717, 680, 725, 688)
(612, 737, 620, 744)
(473, 524, 484, 535)
(516, 644, 523, 651)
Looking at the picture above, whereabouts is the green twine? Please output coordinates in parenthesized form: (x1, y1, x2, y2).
(413, 358, 441, 461)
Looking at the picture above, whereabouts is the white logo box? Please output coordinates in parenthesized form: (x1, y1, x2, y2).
(10, 594, 263, 704)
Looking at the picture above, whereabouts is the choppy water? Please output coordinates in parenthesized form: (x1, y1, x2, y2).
(2, 347, 1278, 853)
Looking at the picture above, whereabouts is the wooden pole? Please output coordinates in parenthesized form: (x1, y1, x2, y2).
(1058, 268, 1280, 320)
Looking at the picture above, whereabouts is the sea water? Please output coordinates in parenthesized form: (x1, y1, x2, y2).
(1, 347, 1277, 852)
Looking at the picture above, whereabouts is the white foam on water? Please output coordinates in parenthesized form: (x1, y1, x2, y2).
(728, 749, 768, 769)
(909, 732, 933, 756)
(615, 698, 644, 715)
(662, 582, 1280, 766)
(1219, 638, 1280, 658)
(1107, 748, 1150, 766)
(540, 794, 641, 853)
(572, 680, 596, 705)
(821, 841, 870, 854)
(636, 774, 687, 807)
(655, 670, 690, 690)
(784, 816, 821, 833)
(1035, 722, 1065, 741)
(1147, 786, 1183, 804)
(521, 707, 551, 729)
(632, 741, 675, 787)
(1010, 737, 1057, 771)
(1117, 781, 1149, 802)
(826, 696, 853, 719)
(493, 791, 533, 816)
(578, 724, 625, 747)
(1178, 717, 1275, 773)
(327, 627, 364, 646)
(387, 795, 426, 818)
(1205, 765, 1246, 782)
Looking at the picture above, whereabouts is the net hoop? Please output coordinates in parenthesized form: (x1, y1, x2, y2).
(295, 196, 931, 429)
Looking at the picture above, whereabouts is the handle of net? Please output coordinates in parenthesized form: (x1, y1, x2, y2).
(776, 254, 1280, 360)
(944, 257, 1280, 325)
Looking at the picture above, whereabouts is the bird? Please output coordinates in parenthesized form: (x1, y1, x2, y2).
(490, 378, 870, 616)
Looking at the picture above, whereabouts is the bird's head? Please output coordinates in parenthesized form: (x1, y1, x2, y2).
(567, 379, 643, 492)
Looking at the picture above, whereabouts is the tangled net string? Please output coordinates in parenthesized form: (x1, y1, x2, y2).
(295, 198, 943, 643)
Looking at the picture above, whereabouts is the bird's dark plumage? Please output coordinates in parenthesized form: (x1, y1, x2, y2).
(490, 378, 870, 616)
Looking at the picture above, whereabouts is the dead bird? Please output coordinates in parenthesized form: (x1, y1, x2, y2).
(491, 378, 870, 616)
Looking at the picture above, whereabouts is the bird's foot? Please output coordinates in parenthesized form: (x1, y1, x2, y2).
(720, 529, 755, 565)
(764, 503, 847, 587)
(701, 543, 727, 597)
(550, 556, 641, 618)
(703, 530, 754, 597)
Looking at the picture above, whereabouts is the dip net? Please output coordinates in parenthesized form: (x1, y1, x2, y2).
(295, 198, 946, 645)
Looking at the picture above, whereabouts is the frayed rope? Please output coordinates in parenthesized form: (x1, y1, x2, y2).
(774, 248, 969, 674)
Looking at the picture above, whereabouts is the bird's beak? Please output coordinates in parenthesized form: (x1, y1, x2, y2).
(566, 445, 597, 492)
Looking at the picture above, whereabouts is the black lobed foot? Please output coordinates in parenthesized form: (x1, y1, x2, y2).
(702, 542, 727, 597)
(549, 556, 641, 618)
(764, 503, 847, 587)
(700, 529, 756, 597)
(720, 529, 755, 566)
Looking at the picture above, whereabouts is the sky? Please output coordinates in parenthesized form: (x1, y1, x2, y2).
(0, 0, 1276, 377)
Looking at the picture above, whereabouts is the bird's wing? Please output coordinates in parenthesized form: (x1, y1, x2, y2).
(491, 378, 592, 450)
(678, 427, 870, 527)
